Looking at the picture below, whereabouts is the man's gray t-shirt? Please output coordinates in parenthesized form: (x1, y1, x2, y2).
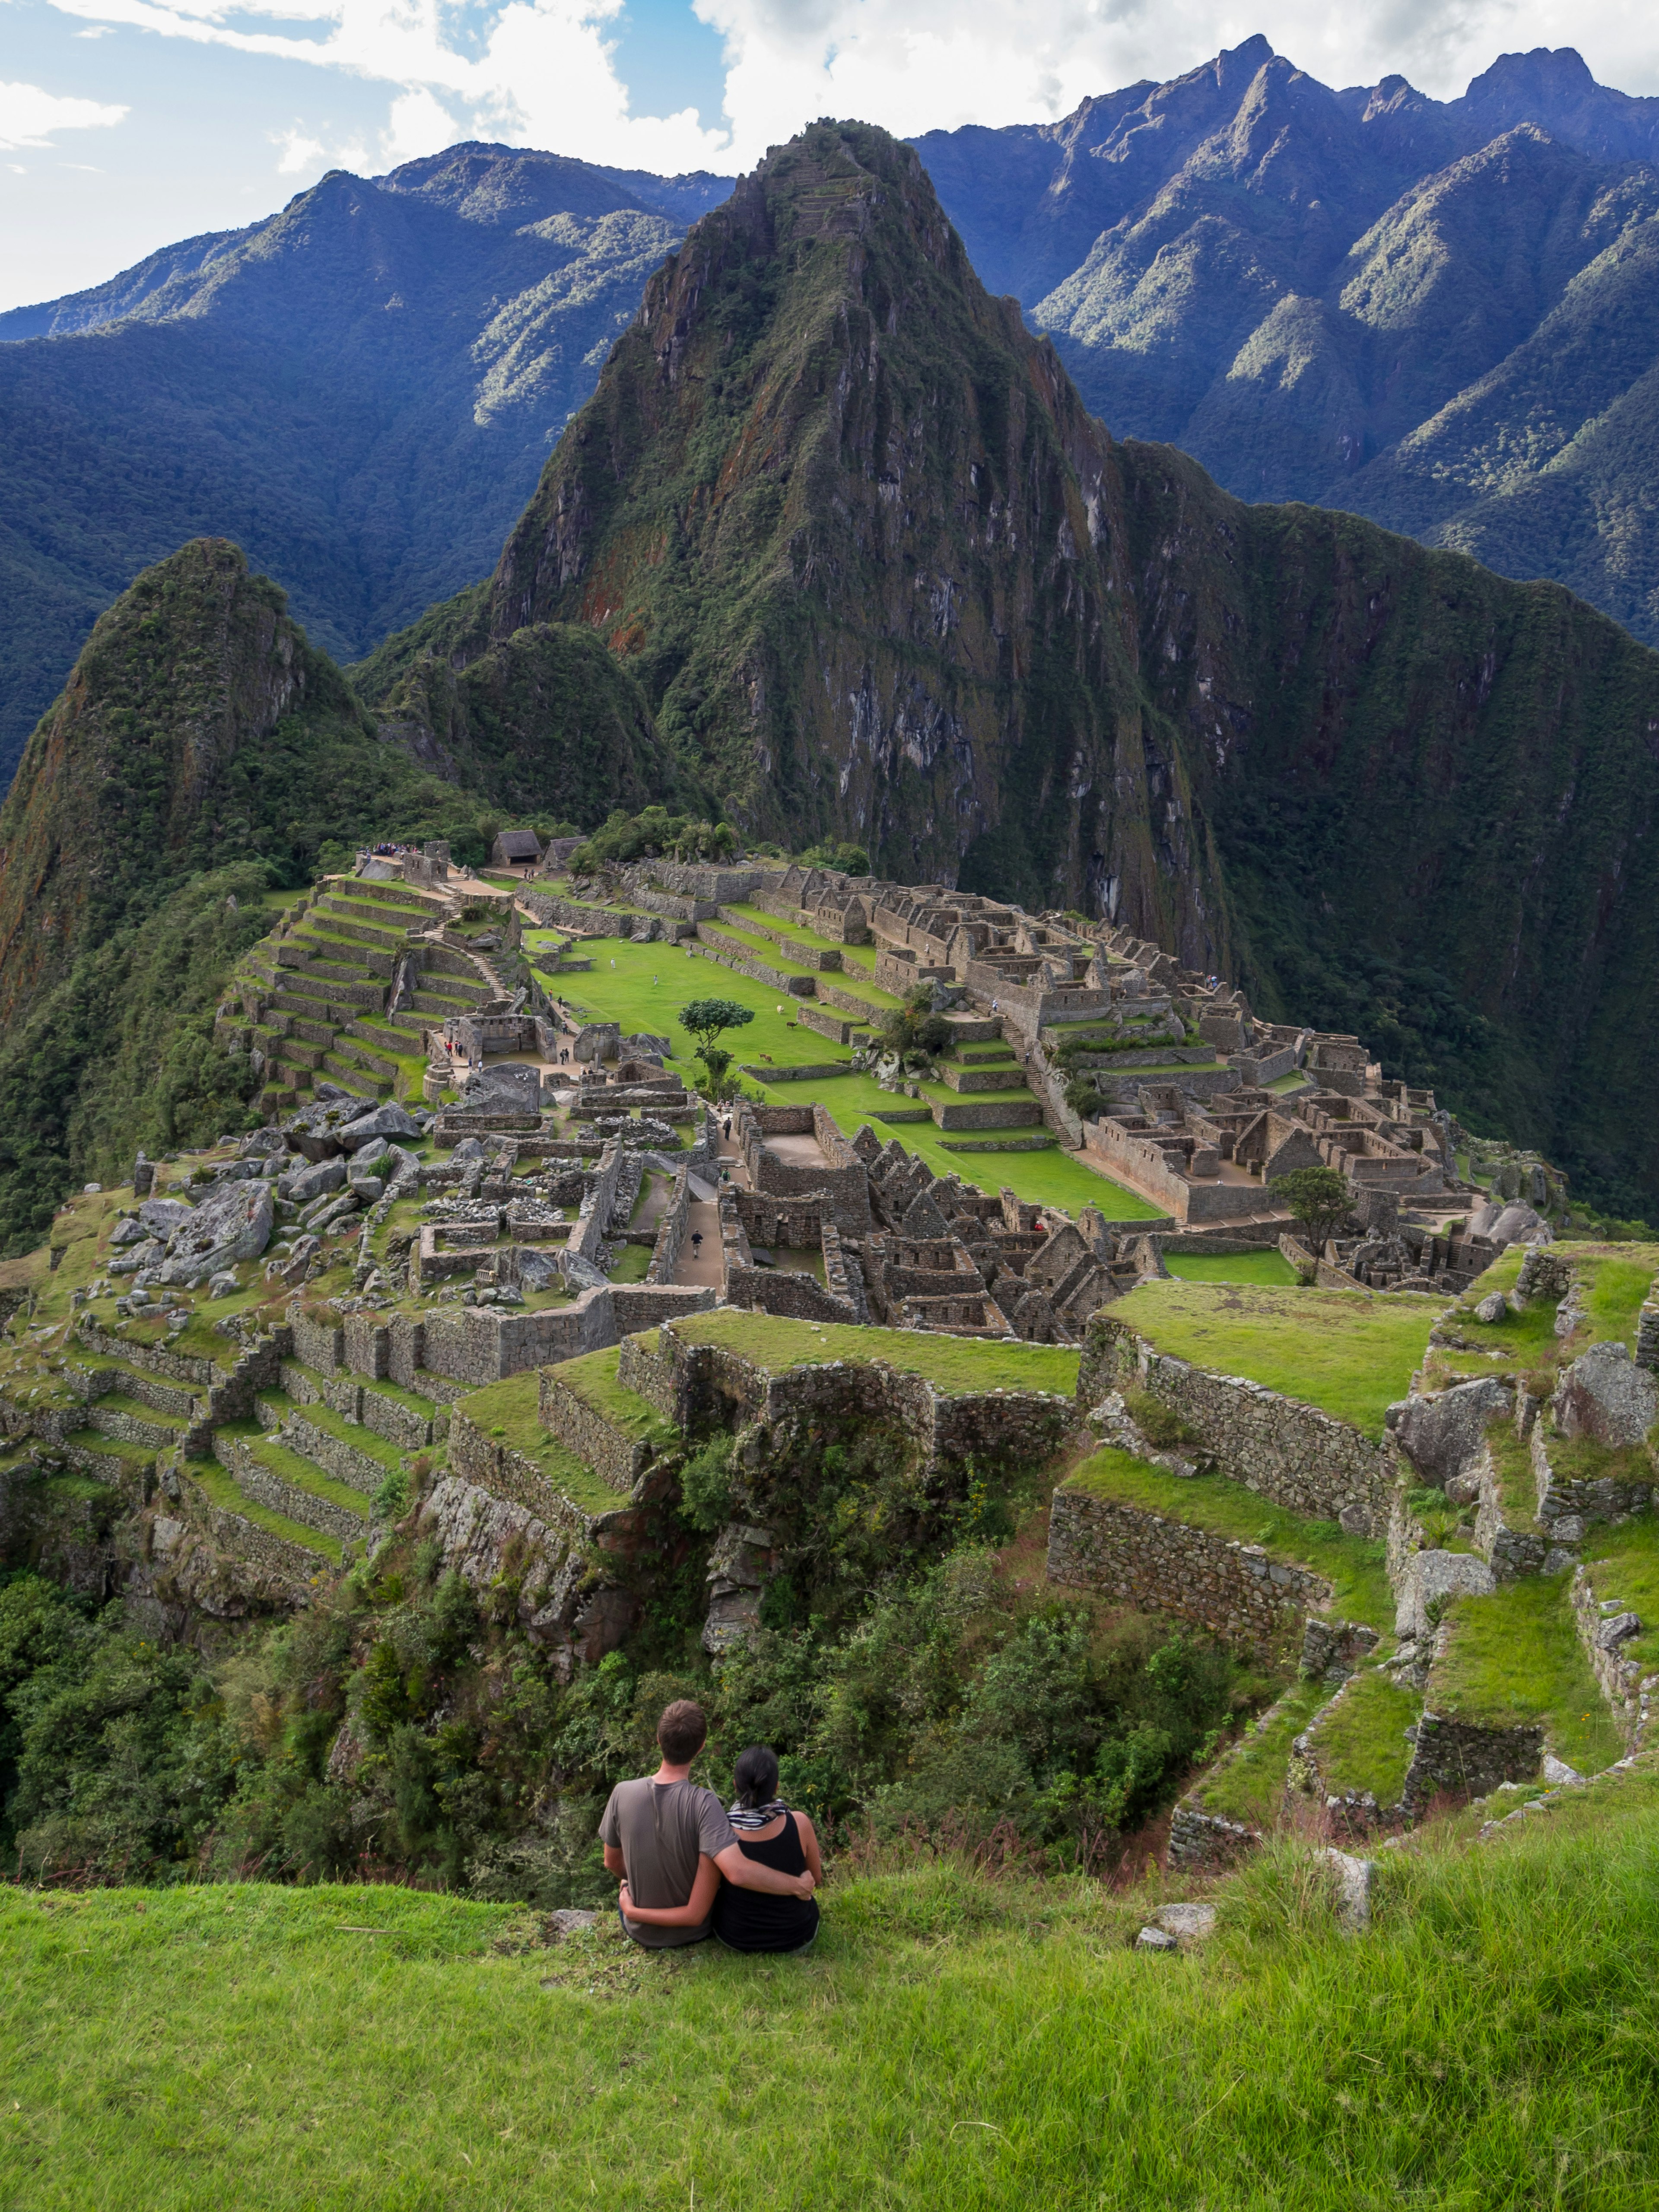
(599, 1778, 738, 1948)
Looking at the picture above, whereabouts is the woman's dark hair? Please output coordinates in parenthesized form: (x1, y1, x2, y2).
(733, 1744, 780, 1810)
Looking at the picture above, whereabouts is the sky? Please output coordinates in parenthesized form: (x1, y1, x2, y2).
(4, 0, 1659, 311)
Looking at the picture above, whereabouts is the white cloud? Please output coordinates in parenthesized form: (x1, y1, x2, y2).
(32, 0, 1659, 192)
(272, 125, 327, 173)
(0, 79, 129, 151)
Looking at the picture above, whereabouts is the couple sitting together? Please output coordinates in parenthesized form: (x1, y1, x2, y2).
(599, 1699, 820, 1954)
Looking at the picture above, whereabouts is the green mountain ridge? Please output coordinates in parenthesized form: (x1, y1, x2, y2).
(0, 538, 676, 1249)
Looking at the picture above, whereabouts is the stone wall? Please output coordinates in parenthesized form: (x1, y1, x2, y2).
(1568, 1562, 1653, 1751)
(931, 1098, 1043, 1131)
(725, 1265, 860, 1325)
(538, 1371, 666, 1494)
(1402, 1710, 1542, 1808)
(1532, 1421, 1658, 1528)
(645, 1165, 691, 1286)
(181, 1472, 331, 1597)
(648, 1328, 1076, 1480)
(447, 1408, 643, 1545)
(212, 1432, 365, 1545)
(1047, 1482, 1332, 1657)
(1082, 1314, 1398, 1538)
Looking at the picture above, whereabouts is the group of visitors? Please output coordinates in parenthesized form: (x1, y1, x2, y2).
(599, 1700, 821, 1954)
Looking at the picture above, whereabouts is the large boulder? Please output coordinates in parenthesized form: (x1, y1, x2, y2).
(137, 1196, 195, 1240)
(462, 1062, 541, 1109)
(155, 1181, 274, 1285)
(1394, 1547, 1496, 1638)
(1387, 1377, 1510, 1488)
(279, 1156, 346, 1205)
(337, 1100, 421, 1150)
(1469, 1200, 1550, 1249)
(1551, 1340, 1659, 1447)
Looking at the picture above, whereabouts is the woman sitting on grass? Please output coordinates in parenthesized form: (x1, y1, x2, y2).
(711, 1746, 822, 1954)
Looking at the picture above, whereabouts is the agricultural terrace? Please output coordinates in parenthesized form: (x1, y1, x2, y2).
(523, 931, 1166, 1220)
(1104, 1280, 1441, 1437)
(664, 1310, 1082, 1398)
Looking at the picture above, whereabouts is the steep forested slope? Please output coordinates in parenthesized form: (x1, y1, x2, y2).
(0, 146, 731, 783)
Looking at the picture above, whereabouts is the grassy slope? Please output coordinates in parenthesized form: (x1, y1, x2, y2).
(7, 1769, 1659, 2208)
(1433, 1574, 1628, 1777)
(1106, 1280, 1437, 1437)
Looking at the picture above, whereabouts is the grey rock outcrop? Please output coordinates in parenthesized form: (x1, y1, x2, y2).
(1388, 1377, 1510, 1489)
(154, 1181, 274, 1285)
(1551, 1341, 1659, 1447)
(280, 1157, 346, 1205)
(1394, 1548, 1496, 1638)
(338, 1100, 420, 1149)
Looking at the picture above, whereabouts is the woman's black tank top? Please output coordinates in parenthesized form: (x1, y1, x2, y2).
(712, 1812, 820, 1953)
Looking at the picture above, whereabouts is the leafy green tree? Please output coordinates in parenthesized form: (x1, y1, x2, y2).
(679, 998, 755, 1081)
(1269, 1166, 1354, 1252)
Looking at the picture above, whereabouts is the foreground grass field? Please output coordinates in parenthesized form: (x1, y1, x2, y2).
(5, 1765, 1658, 2209)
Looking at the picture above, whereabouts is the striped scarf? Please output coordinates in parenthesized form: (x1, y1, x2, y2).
(728, 1798, 788, 1833)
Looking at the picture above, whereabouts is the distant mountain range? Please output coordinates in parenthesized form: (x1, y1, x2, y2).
(918, 39, 1659, 650)
(7, 40, 1659, 786)
(0, 149, 732, 779)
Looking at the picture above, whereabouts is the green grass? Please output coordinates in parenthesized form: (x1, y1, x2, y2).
(668, 1310, 1080, 1398)
(61, 1428, 157, 1472)
(1579, 1516, 1659, 1675)
(1194, 1676, 1331, 1825)
(608, 1243, 653, 1284)
(183, 1462, 343, 1565)
(358, 1375, 440, 1423)
(540, 1436, 636, 1514)
(9, 1783, 1659, 2207)
(1063, 1449, 1395, 1630)
(1486, 1421, 1541, 1532)
(1433, 1574, 1627, 1776)
(1106, 1280, 1438, 1438)
(545, 1344, 679, 1444)
(456, 1373, 640, 1514)
(1303, 1670, 1421, 1807)
(89, 1390, 188, 1432)
(1162, 1250, 1299, 1287)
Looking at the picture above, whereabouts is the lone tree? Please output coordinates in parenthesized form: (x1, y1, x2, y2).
(1269, 1166, 1354, 1255)
(679, 997, 755, 1082)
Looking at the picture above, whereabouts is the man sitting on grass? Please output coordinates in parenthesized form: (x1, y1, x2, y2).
(600, 1700, 815, 1948)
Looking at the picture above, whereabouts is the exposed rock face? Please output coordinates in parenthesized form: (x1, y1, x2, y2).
(1389, 1377, 1510, 1489)
(150, 1180, 274, 1286)
(1394, 1547, 1496, 1637)
(1551, 1340, 1659, 1447)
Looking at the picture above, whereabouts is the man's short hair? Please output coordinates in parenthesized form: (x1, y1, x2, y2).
(657, 1700, 708, 1765)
